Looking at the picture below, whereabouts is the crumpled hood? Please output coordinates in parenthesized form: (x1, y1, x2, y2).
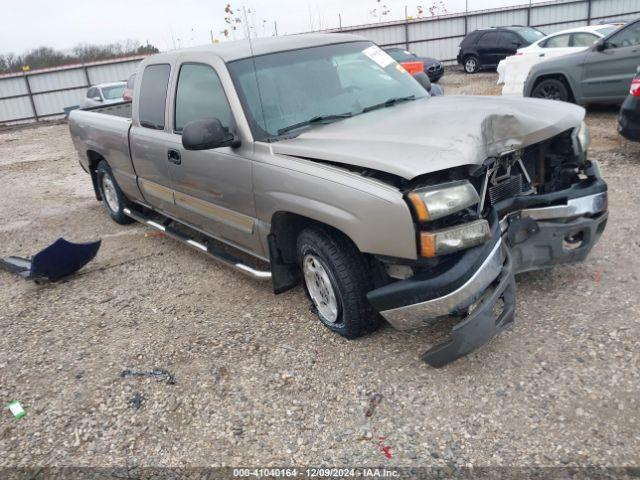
(271, 95, 585, 180)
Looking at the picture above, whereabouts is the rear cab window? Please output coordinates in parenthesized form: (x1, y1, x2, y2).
(139, 64, 171, 130)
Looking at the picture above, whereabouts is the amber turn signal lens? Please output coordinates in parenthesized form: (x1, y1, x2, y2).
(420, 232, 437, 257)
(408, 192, 429, 222)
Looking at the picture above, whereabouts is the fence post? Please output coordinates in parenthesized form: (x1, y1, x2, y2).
(23, 74, 38, 122)
(404, 5, 409, 50)
(83, 66, 91, 87)
(586, 0, 592, 24)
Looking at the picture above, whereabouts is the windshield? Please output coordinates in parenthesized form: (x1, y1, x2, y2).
(386, 49, 416, 61)
(228, 41, 428, 141)
(102, 85, 125, 100)
(511, 27, 545, 43)
(597, 26, 618, 37)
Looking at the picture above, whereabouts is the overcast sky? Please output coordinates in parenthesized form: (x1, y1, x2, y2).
(0, 0, 546, 54)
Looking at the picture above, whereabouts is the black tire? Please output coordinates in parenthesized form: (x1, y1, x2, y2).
(96, 160, 133, 225)
(463, 55, 479, 74)
(297, 227, 379, 339)
(531, 78, 570, 102)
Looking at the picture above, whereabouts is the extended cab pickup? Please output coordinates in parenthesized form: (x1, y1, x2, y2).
(69, 34, 608, 366)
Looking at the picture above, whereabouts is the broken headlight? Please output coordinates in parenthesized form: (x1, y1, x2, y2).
(419, 219, 491, 257)
(407, 180, 480, 222)
(407, 181, 490, 258)
(573, 121, 591, 155)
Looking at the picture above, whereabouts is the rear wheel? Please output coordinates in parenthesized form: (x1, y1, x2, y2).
(464, 55, 479, 74)
(531, 78, 569, 102)
(96, 160, 133, 225)
(297, 227, 379, 339)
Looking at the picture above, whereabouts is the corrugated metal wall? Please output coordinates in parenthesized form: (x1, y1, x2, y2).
(326, 0, 639, 63)
(0, 56, 144, 124)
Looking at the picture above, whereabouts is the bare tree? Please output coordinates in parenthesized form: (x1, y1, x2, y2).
(369, 0, 391, 22)
(0, 41, 159, 74)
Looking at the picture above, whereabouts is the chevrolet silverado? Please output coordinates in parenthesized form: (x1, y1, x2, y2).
(69, 34, 608, 366)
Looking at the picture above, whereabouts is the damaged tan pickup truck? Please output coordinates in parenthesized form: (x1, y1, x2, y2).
(69, 34, 608, 366)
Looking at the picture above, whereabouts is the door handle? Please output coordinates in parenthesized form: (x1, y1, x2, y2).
(539, 53, 545, 57)
(167, 148, 181, 165)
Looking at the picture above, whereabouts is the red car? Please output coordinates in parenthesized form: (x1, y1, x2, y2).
(618, 70, 640, 141)
(122, 73, 136, 102)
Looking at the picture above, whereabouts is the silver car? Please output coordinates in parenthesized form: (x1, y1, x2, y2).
(524, 18, 640, 104)
(80, 82, 127, 109)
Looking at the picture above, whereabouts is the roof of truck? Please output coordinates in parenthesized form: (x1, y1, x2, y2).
(154, 33, 366, 63)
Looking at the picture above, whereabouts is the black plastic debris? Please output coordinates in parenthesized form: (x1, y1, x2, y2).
(121, 368, 176, 385)
(130, 393, 143, 410)
(0, 237, 101, 282)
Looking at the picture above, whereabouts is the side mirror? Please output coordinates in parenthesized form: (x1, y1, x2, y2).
(182, 118, 240, 151)
(595, 40, 607, 52)
(413, 72, 432, 93)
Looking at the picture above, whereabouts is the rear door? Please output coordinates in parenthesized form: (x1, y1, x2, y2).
(499, 31, 522, 59)
(129, 63, 176, 212)
(539, 33, 573, 59)
(163, 55, 260, 254)
(581, 21, 640, 102)
(476, 31, 501, 66)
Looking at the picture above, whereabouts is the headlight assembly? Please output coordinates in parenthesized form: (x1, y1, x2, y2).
(573, 121, 591, 154)
(420, 219, 491, 257)
(407, 180, 480, 222)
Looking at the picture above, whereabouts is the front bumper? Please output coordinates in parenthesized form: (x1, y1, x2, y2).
(367, 183, 608, 367)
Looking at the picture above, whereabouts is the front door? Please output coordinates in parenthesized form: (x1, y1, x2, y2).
(164, 61, 260, 254)
(581, 22, 640, 102)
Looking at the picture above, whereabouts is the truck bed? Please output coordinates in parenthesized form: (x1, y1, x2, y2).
(68, 101, 139, 203)
(80, 101, 132, 119)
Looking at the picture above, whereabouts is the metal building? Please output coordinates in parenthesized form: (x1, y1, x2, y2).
(0, 55, 145, 124)
(325, 0, 639, 64)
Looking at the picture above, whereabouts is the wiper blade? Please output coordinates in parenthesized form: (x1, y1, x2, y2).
(277, 113, 352, 135)
(362, 95, 416, 113)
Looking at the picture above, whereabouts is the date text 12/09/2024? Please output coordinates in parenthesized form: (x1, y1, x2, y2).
(233, 468, 400, 478)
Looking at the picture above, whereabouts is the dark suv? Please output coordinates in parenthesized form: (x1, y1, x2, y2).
(384, 47, 445, 82)
(457, 26, 545, 73)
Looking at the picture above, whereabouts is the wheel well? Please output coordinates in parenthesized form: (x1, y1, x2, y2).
(531, 74, 575, 103)
(268, 212, 367, 294)
(270, 212, 356, 265)
(87, 150, 105, 200)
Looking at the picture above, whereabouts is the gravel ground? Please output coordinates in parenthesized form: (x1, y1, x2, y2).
(1, 69, 639, 470)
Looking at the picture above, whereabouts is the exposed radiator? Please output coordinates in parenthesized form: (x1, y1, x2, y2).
(489, 173, 523, 206)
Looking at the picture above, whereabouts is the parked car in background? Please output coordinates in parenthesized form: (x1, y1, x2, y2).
(122, 73, 136, 102)
(524, 18, 640, 104)
(497, 24, 620, 95)
(80, 82, 127, 109)
(68, 34, 607, 367)
(384, 47, 444, 81)
(618, 69, 640, 141)
(457, 26, 545, 73)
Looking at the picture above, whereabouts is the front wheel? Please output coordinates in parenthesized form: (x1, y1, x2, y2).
(297, 227, 379, 339)
(531, 78, 569, 102)
(96, 160, 133, 225)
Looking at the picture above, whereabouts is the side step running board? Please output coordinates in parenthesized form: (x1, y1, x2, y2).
(123, 208, 272, 281)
